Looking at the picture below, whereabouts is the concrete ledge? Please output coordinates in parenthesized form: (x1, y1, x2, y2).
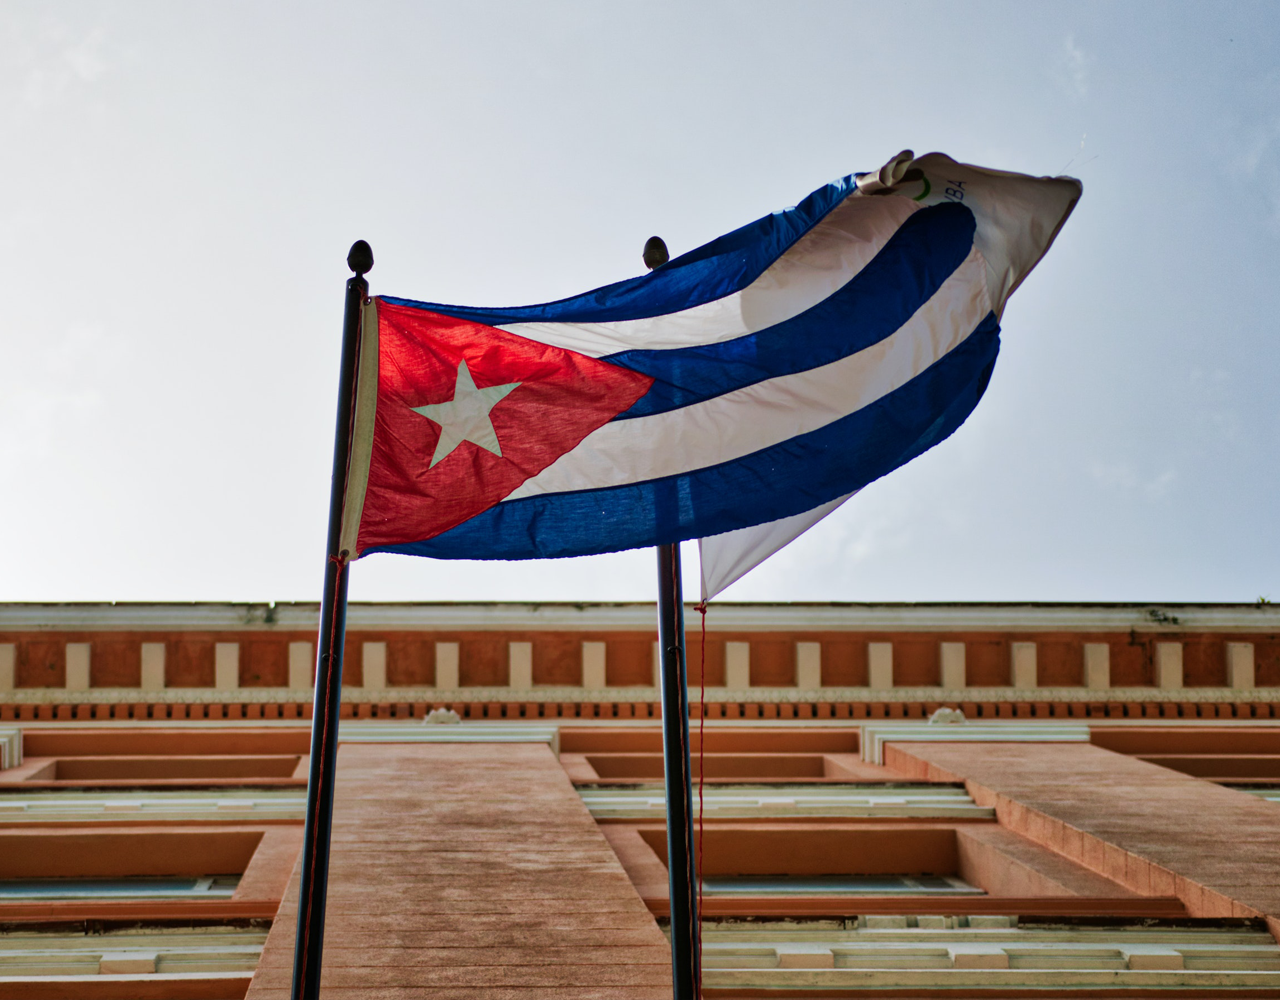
(0, 971, 251, 1000)
(862, 722, 1091, 764)
(337, 720, 558, 750)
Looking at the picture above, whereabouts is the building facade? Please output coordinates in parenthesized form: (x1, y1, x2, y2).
(3, 601, 1280, 997)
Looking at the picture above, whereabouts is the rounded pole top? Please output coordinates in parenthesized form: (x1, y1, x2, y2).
(642, 236, 669, 271)
(347, 240, 374, 276)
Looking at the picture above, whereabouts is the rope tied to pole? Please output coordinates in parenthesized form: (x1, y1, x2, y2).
(696, 599, 707, 999)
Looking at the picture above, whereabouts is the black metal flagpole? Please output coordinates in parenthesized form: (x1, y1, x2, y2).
(645, 236, 701, 999)
(290, 239, 373, 1000)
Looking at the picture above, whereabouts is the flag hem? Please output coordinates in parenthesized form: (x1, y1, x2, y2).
(340, 298, 379, 558)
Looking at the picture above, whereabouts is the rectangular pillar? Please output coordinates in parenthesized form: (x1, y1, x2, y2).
(0, 644, 15, 691)
(884, 740, 1280, 927)
(362, 642, 387, 690)
(940, 642, 966, 689)
(1156, 642, 1183, 690)
(140, 643, 166, 691)
(724, 642, 750, 688)
(214, 642, 239, 690)
(435, 642, 459, 689)
(508, 641, 533, 689)
(1227, 642, 1255, 690)
(582, 641, 607, 690)
(1084, 643, 1110, 690)
(65, 643, 91, 691)
(244, 743, 669, 998)
(795, 642, 821, 689)
(868, 642, 893, 688)
(288, 642, 313, 690)
(1011, 642, 1037, 688)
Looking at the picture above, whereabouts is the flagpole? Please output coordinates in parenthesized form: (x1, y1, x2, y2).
(290, 240, 372, 1000)
(646, 236, 701, 1000)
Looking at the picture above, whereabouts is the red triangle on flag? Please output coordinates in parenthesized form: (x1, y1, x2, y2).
(357, 299, 653, 553)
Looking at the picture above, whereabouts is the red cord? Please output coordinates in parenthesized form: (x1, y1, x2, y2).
(696, 600, 707, 998)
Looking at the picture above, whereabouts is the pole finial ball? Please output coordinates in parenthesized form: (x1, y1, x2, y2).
(643, 236, 669, 271)
(347, 240, 374, 276)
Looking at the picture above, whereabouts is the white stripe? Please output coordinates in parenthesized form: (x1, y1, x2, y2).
(699, 490, 856, 602)
(504, 249, 992, 501)
(496, 195, 919, 357)
(908, 154, 1082, 314)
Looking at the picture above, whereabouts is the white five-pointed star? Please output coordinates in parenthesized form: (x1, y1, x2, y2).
(411, 360, 522, 468)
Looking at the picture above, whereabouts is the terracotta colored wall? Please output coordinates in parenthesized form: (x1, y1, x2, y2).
(166, 639, 215, 687)
(1091, 726, 1280, 756)
(243, 743, 670, 999)
(242, 640, 288, 687)
(821, 637, 868, 686)
(234, 827, 304, 903)
(966, 639, 1010, 686)
(3, 627, 1275, 691)
(1037, 638, 1083, 686)
(1111, 634, 1157, 686)
(1182, 635, 1227, 687)
(460, 636, 507, 686)
(1258, 637, 1280, 685)
(22, 728, 311, 757)
(0, 828, 263, 878)
(894, 638, 939, 686)
(751, 639, 794, 686)
(91, 639, 141, 687)
(607, 636, 656, 686)
(885, 741, 1280, 927)
(341, 635, 363, 686)
(684, 633, 724, 686)
(387, 635, 435, 685)
(639, 825, 959, 876)
(17, 640, 64, 687)
(533, 633, 582, 685)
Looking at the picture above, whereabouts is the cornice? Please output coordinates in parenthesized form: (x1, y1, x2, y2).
(1, 602, 1278, 633)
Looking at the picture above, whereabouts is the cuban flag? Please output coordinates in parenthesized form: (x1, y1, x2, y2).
(339, 151, 1080, 597)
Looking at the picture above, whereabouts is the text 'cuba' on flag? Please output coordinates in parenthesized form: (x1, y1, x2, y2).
(336, 151, 1081, 599)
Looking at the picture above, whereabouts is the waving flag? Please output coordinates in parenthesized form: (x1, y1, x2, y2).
(338, 151, 1080, 570)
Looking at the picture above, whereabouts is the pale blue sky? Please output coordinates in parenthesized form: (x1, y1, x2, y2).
(2, 1, 1277, 603)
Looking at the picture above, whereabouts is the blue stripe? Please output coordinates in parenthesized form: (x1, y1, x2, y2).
(607, 203, 975, 419)
(378, 175, 858, 326)
(362, 313, 1000, 562)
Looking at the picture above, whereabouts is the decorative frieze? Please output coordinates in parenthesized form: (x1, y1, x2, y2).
(0, 606, 1276, 702)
